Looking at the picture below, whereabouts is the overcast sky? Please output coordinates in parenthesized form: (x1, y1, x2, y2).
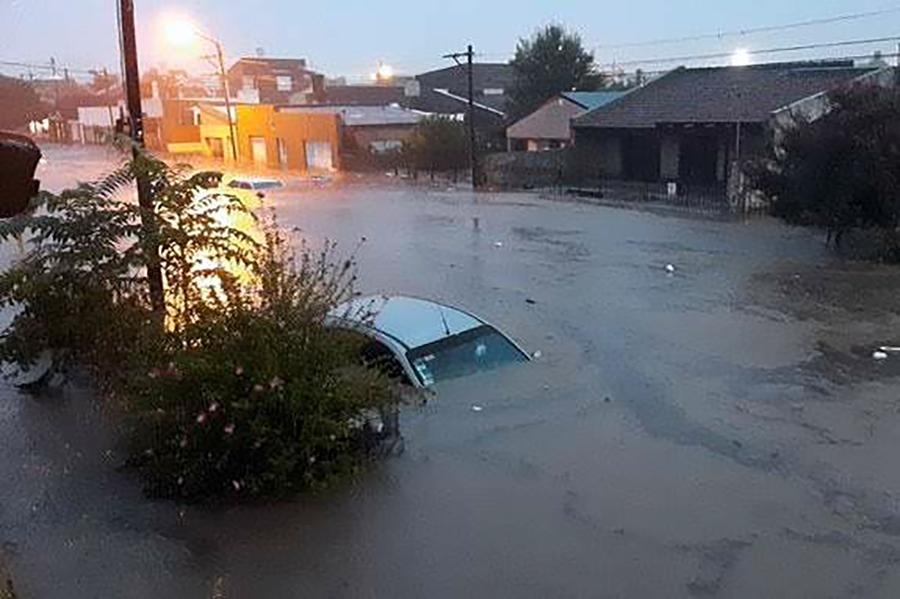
(1, 0, 898, 82)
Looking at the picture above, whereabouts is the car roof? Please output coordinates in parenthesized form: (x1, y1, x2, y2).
(335, 295, 486, 349)
(227, 177, 283, 187)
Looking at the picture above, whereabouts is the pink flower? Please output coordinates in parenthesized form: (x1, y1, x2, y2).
(234, 366, 244, 376)
(224, 424, 235, 435)
(209, 402, 219, 413)
(148, 369, 160, 379)
(179, 437, 188, 448)
(196, 413, 207, 424)
(253, 384, 264, 393)
(231, 480, 241, 491)
(269, 376, 284, 390)
(177, 476, 184, 486)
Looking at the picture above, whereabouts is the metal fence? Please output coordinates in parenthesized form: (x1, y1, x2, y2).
(563, 179, 769, 215)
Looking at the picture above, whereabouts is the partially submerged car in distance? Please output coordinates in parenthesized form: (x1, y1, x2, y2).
(224, 177, 285, 192)
(329, 295, 531, 388)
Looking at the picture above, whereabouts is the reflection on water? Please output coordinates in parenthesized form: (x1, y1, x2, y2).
(164, 190, 266, 328)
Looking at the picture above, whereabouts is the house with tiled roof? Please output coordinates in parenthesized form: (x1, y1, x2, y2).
(571, 61, 894, 199)
(507, 90, 625, 152)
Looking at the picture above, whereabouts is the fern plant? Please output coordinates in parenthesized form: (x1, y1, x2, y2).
(0, 150, 260, 377)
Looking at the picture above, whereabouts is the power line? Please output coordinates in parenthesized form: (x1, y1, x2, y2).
(605, 35, 900, 68)
(0, 59, 98, 76)
(596, 6, 900, 49)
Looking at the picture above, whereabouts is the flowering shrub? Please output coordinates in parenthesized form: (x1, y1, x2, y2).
(0, 150, 397, 501)
(124, 232, 395, 499)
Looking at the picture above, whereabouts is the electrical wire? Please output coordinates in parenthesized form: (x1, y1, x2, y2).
(604, 35, 900, 68)
(596, 6, 900, 49)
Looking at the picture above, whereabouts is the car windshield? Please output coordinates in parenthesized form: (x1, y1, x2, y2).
(405, 325, 528, 386)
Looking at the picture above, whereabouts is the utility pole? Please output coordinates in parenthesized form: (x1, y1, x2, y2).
(443, 45, 478, 188)
(213, 41, 239, 163)
(119, 0, 165, 312)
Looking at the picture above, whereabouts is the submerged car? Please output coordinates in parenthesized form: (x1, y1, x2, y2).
(224, 177, 285, 191)
(330, 295, 531, 388)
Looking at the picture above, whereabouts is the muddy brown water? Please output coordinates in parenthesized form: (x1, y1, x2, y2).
(2, 145, 900, 597)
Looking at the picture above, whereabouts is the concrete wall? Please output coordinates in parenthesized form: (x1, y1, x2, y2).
(482, 149, 573, 188)
(158, 99, 202, 145)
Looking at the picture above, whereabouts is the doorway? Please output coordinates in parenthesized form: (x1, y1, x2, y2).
(250, 136, 267, 167)
(305, 141, 333, 171)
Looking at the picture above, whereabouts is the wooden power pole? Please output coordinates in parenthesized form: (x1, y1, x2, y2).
(119, 0, 165, 312)
(443, 45, 478, 188)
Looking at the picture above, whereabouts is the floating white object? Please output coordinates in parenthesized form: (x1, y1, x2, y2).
(494, 241, 503, 248)
(471, 405, 484, 412)
(873, 351, 889, 361)
(879, 346, 900, 353)
(665, 264, 676, 273)
(532, 350, 542, 359)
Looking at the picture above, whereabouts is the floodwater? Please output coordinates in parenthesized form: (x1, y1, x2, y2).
(3, 145, 900, 597)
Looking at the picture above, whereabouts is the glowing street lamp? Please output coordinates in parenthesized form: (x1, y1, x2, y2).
(374, 62, 394, 82)
(164, 16, 239, 162)
(730, 48, 752, 67)
(164, 18, 197, 48)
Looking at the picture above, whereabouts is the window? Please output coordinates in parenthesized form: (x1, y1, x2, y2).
(276, 75, 292, 92)
(483, 88, 505, 96)
(242, 75, 255, 90)
(361, 341, 411, 385)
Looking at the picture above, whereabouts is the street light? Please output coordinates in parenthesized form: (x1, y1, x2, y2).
(165, 17, 239, 163)
(730, 48, 752, 67)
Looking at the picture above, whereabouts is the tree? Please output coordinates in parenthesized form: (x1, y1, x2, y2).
(509, 24, 604, 119)
(403, 116, 468, 179)
(748, 84, 900, 254)
(0, 76, 45, 131)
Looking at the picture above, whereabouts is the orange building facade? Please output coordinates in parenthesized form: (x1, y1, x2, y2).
(147, 101, 341, 173)
(235, 105, 341, 172)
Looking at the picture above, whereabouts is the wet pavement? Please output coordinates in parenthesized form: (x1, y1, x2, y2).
(3, 145, 900, 597)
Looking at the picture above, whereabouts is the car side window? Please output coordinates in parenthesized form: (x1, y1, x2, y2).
(360, 341, 411, 385)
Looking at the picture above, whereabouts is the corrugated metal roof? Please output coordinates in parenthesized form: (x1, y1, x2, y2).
(279, 104, 424, 126)
(561, 91, 625, 111)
